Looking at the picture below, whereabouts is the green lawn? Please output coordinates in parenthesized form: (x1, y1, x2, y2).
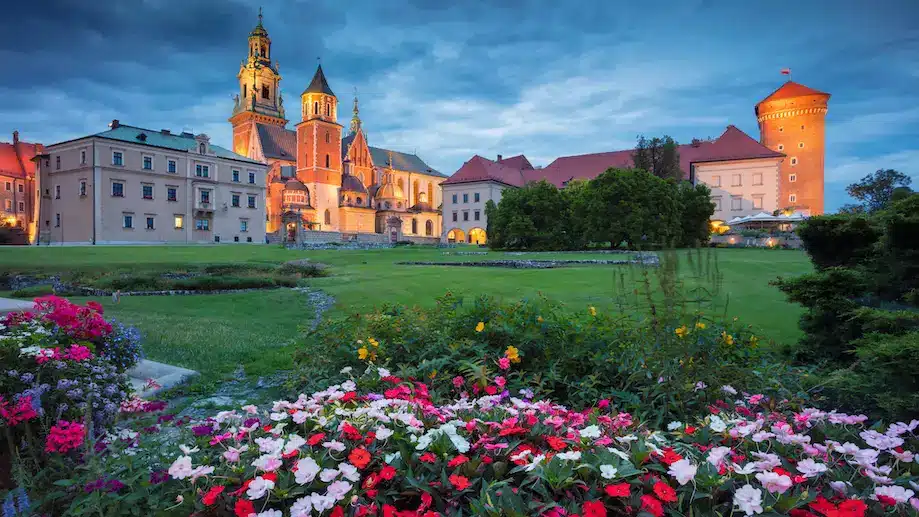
(1, 245, 812, 378)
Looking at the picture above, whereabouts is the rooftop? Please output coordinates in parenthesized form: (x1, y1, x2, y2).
(0, 132, 41, 179)
(756, 80, 830, 107)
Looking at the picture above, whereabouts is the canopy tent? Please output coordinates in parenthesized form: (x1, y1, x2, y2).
(726, 211, 807, 230)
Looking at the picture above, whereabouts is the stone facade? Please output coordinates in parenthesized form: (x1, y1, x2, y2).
(0, 132, 42, 242)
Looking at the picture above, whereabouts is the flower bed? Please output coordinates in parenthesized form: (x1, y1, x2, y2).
(21, 364, 919, 516)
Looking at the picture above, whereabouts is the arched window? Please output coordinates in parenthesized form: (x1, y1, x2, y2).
(356, 196, 362, 205)
(261, 84, 270, 99)
(411, 218, 418, 234)
(324, 209, 331, 225)
(425, 220, 433, 236)
(427, 182, 433, 203)
(314, 101, 319, 115)
(413, 180, 419, 203)
(199, 143, 205, 154)
(325, 131, 330, 144)
(325, 103, 331, 117)
(385, 201, 391, 209)
(325, 154, 330, 168)
(242, 84, 247, 98)
(397, 178, 404, 192)
(397, 202, 402, 209)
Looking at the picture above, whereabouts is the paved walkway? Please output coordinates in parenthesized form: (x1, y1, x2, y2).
(127, 359, 199, 398)
(0, 297, 32, 316)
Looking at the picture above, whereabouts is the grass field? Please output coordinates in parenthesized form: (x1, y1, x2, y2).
(0, 245, 811, 379)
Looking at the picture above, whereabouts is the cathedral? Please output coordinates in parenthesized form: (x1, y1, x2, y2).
(228, 13, 445, 242)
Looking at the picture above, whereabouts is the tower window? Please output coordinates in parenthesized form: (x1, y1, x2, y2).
(325, 154, 330, 168)
(789, 174, 797, 183)
(798, 142, 804, 148)
(314, 102, 319, 115)
(325, 103, 331, 117)
(779, 127, 784, 132)
(800, 125, 805, 130)
(325, 131, 330, 144)
(789, 194, 797, 203)
(777, 144, 784, 151)
(243, 84, 247, 98)
(262, 85, 270, 99)
(790, 157, 798, 166)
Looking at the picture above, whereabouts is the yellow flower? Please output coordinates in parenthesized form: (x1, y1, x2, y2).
(721, 332, 734, 345)
(695, 322, 706, 330)
(675, 326, 689, 338)
(750, 335, 759, 347)
(357, 347, 369, 360)
(589, 306, 597, 317)
(368, 337, 379, 348)
(475, 321, 485, 333)
(505, 345, 521, 363)
(429, 369, 437, 379)
(537, 316, 544, 323)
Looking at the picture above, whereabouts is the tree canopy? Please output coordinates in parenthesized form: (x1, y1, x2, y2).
(845, 169, 913, 213)
(632, 135, 682, 181)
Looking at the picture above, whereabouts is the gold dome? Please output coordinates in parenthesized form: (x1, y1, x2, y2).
(375, 182, 404, 200)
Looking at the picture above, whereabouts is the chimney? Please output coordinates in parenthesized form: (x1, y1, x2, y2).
(497, 154, 503, 162)
(691, 138, 701, 148)
(110, 119, 120, 129)
(161, 129, 171, 135)
(12, 130, 19, 145)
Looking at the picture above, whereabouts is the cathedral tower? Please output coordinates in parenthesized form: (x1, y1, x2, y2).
(229, 9, 287, 159)
(755, 80, 830, 215)
(296, 64, 342, 185)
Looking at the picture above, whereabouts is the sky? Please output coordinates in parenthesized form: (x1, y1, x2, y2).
(2, 0, 917, 212)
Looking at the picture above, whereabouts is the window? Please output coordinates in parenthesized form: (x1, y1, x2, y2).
(474, 192, 480, 203)
(798, 142, 804, 148)
(789, 174, 797, 183)
(789, 194, 797, 203)
(142, 185, 153, 199)
(54, 185, 60, 199)
(112, 182, 124, 197)
(247, 237, 252, 243)
(411, 218, 418, 234)
(123, 214, 134, 229)
(463, 211, 469, 221)
(752, 195, 764, 210)
(325, 131, 330, 144)
(195, 164, 209, 177)
(261, 84, 269, 99)
(199, 143, 206, 154)
(711, 175, 721, 187)
(112, 151, 123, 166)
(4, 199, 10, 210)
(4, 181, 9, 191)
(143, 156, 153, 170)
(325, 154, 330, 168)
(777, 144, 784, 151)
(17, 184, 23, 193)
(243, 84, 247, 98)
(731, 196, 742, 211)
(800, 125, 805, 130)
(452, 211, 457, 222)
(474, 210, 480, 221)
(248, 195, 256, 209)
(232, 170, 240, 182)
(314, 101, 319, 115)
(452, 194, 457, 203)
(167, 187, 177, 201)
(324, 209, 331, 225)
(248, 172, 256, 184)
(200, 190, 210, 204)
(18, 201, 23, 211)
(145, 216, 155, 230)
(234, 236, 239, 242)
(713, 197, 722, 211)
(790, 157, 798, 166)
(231, 194, 240, 207)
(240, 220, 249, 232)
(55, 156, 61, 170)
(463, 193, 468, 203)
(779, 126, 784, 132)
(167, 159, 177, 173)
(325, 103, 330, 117)
(752, 173, 763, 186)
(731, 174, 742, 187)
(174, 215, 184, 229)
(80, 150, 86, 165)
(425, 220, 433, 236)
(55, 213, 60, 227)
(195, 218, 210, 231)
(79, 181, 86, 196)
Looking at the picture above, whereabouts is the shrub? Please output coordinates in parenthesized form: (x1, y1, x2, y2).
(9, 285, 56, 299)
(796, 215, 880, 270)
(277, 262, 329, 278)
(98, 320, 144, 372)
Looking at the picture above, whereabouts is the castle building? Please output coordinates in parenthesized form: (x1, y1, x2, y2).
(443, 79, 829, 243)
(229, 14, 445, 242)
(0, 131, 42, 243)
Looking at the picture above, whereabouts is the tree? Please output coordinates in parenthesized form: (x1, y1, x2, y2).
(486, 181, 571, 250)
(845, 169, 913, 213)
(677, 182, 715, 247)
(632, 135, 682, 180)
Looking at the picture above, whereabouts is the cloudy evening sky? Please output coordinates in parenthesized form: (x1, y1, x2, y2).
(2, 0, 917, 211)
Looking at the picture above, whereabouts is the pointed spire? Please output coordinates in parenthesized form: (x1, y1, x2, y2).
(349, 87, 361, 135)
(302, 64, 335, 96)
(249, 7, 268, 38)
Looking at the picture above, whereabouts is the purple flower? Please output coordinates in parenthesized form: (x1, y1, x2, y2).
(84, 478, 107, 493)
(243, 417, 260, 428)
(366, 393, 384, 401)
(157, 414, 175, 423)
(191, 424, 215, 436)
(149, 470, 169, 485)
(105, 480, 125, 493)
(19, 373, 34, 383)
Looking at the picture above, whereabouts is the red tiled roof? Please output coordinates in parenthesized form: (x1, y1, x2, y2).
(442, 155, 525, 186)
(522, 125, 782, 188)
(496, 154, 533, 170)
(0, 134, 41, 179)
(757, 81, 830, 106)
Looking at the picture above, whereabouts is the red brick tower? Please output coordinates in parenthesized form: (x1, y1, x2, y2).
(296, 64, 342, 186)
(756, 81, 830, 215)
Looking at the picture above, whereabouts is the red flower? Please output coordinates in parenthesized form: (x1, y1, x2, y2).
(485, 386, 498, 395)
(235, 499, 256, 517)
(330, 507, 345, 517)
(652, 481, 677, 503)
(419, 452, 438, 463)
(656, 448, 683, 466)
(342, 422, 363, 440)
(684, 426, 697, 435)
(582, 500, 607, 517)
(340, 391, 357, 403)
(349, 447, 372, 469)
(363, 473, 380, 489)
(202, 485, 225, 505)
(510, 444, 537, 466)
(45, 420, 86, 454)
(0, 396, 39, 426)
(546, 436, 567, 451)
(448, 455, 470, 468)
(640, 495, 664, 517)
(379, 465, 397, 480)
(604, 483, 630, 497)
(877, 495, 896, 507)
(261, 472, 278, 483)
(449, 474, 470, 491)
(307, 433, 327, 446)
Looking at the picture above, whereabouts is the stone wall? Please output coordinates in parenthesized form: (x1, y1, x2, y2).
(710, 234, 803, 249)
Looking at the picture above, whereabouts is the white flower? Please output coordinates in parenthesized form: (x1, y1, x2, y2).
(599, 464, 618, 480)
(734, 484, 764, 515)
(178, 444, 200, 455)
(667, 421, 683, 431)
(694, 381, 707, 391)
(830, 481, 850, 495)
(579, 425, 601, 439)
(242, 404, 259, 414)
(269, 412, 288, 422)
(524, 454, 546, 472)
(709, 415, 727, 433)
(290, 496, 313, 517)
(168, 455, 193, 479)
(873, 485, 915, 504)
(323, 440, 346, 452)
(732, 462, 756, 475)
(376, 427, 394, 440)
(256, 511, 282, 517)
(892, 449, 915, 462)
(284, 434, 307, 455)
(796, 458, 828, 478)
(295, 457, 321, 485)
(246, 476, 275, 500)
(338, 462, 361, 482)
(255, 437, 285, 455)
(707, 446, 732, 468)
(310, 492, 336, 512)
(755, 471, 792, 494)
(341, 380, 357, 392)
(340, 366, 353, 374)
(326, 480, 353, 501)
(556, 451, 582, 461)
(377, 367, 391, 378)
(189, 465, 214, 482)
(722, 385, 738, 395)
(860, 430, 904, 450)
(668, 459, 697, 486)
(252, 454, 282, 472)
(320, 468, 340, 482)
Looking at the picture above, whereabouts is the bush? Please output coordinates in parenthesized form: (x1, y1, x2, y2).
(295, 294, 804, 425)
(9, 285, 56, 299)
(277, 262, 328, 278)
(796, 215, 880, 269)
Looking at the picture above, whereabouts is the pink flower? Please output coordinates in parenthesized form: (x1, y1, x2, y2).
(755, 471, 792, 494)
(494, 376, 506, 388)
(64, 344, 93, 361)
(45, 420, 86, 454)
(452, 376, 465, 388)
(498, 357, 511, 370)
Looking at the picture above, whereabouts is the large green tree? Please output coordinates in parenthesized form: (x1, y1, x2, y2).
(677, 182, 716, 247)
(632, 135, 682, 180)
(845, 169, 912, 213)
(487, 180, 572, 250)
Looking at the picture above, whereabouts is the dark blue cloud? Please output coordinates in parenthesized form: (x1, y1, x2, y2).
(2, 0, 916, 211)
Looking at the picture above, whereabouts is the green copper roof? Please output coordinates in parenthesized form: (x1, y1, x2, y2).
(94, 124, 262, 164)
(303, 64, 335, 96)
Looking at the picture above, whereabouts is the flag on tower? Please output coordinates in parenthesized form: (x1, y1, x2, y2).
(780, 68, 791, 76)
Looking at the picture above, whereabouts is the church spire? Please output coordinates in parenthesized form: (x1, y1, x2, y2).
(349, 87, 362, 135)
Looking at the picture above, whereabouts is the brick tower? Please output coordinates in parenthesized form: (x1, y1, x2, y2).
(755, 81, 830, 215)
